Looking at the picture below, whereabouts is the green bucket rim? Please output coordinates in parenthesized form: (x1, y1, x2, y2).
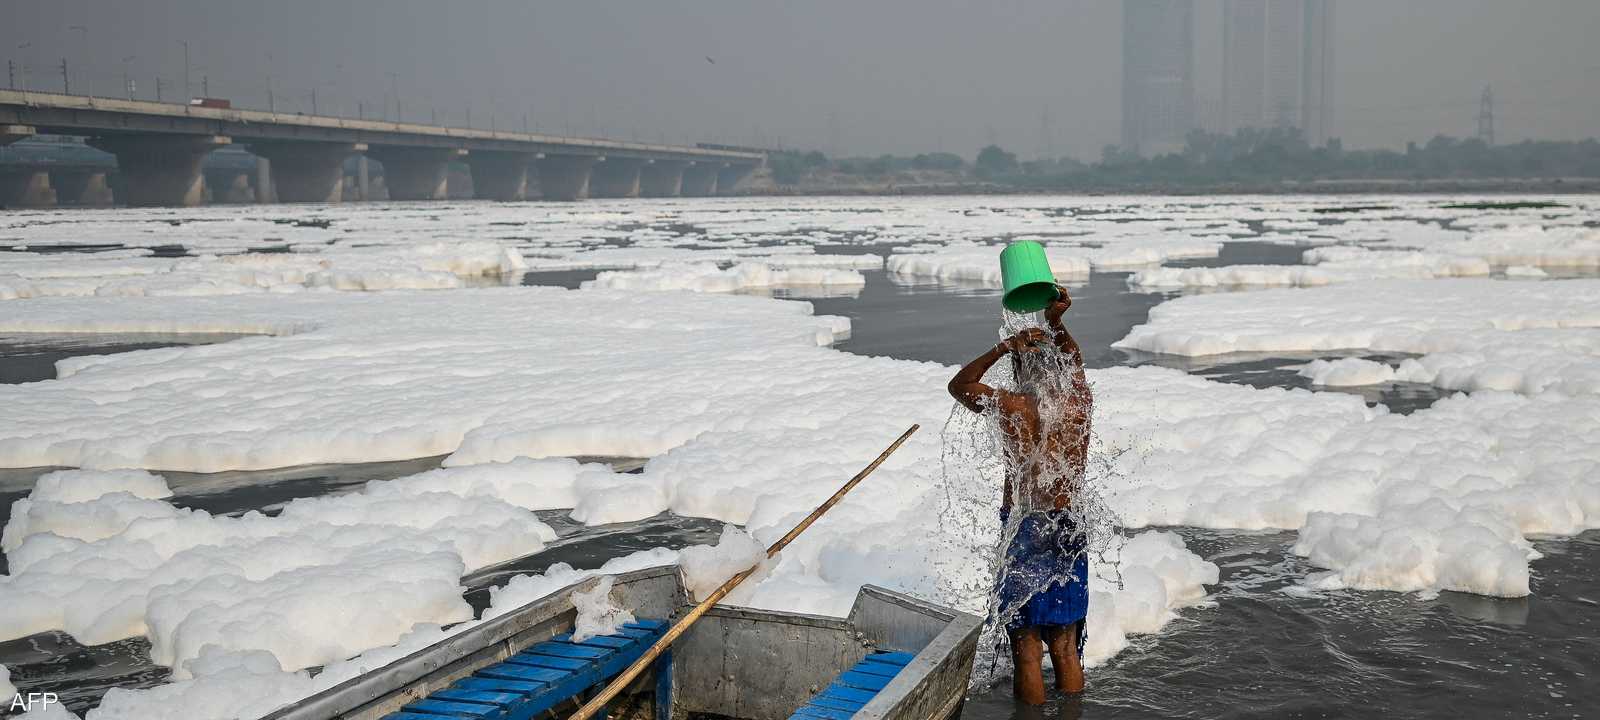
(1003, 281, 1060, 313)
(999, 241, 1057, 313)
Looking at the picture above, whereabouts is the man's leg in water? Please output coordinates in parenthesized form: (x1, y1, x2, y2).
(1044, 623, 1085, 693)
(1009, 626, 1047, 705)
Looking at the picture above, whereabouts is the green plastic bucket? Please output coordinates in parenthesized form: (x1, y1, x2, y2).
(999, 241, 1058, 313)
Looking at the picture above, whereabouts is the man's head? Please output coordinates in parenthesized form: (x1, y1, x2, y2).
(1008, 328, 1050, 393)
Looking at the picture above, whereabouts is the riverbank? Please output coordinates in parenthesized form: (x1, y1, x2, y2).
(735, 172, 1600, 197)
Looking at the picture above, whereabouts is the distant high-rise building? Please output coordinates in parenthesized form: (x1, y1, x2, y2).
(1222, 0, 1267, 134)
(1263, 0, 1303, 128)
(1300, 0, 1335, 144)
(1221, 0, 1334, 143)
(1122, 0, 1195, 156)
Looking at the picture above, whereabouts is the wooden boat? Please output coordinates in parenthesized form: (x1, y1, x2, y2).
(260, 564, 983, 720)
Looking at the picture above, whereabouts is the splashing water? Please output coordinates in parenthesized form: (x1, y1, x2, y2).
(935, 310, 1128, 689)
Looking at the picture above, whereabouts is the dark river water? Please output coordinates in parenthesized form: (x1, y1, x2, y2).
(1, 240, 1595, 718)
(963, 529, 1600, 720)
(0, 333, 249, 385)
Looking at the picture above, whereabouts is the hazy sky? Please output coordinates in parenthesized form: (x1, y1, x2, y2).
(5, 1, 1597, 159)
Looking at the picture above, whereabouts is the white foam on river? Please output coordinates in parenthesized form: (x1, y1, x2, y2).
(886, 243, 1093, 285)
(2, 193, 1597, 718)
(1116, 278, 1600, 396)
(0, 286, 1213, 717)
(1, 462, 558, 675)
(0, 289, 852, 472)
(568, 575, 636, 643)
(1112, 278, 1600, 598)
(1127, 247, 1493, 289)
(0, 242, 525, 299)
(582, 262, 866, 296)
(885, 236, 1222, 288)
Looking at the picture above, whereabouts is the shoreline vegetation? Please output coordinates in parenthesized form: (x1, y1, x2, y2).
(744, 127, 1600, 197)
(740, 177, 1600, 197)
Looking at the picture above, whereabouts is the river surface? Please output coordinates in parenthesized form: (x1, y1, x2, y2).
(1, 220, 1595, 717)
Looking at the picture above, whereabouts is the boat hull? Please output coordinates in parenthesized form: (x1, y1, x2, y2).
(259, 565, 981, 720)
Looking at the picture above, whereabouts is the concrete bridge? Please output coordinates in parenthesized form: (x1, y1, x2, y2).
(0, 90, 763, 207)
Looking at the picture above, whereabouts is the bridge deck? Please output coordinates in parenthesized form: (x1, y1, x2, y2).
(0, 90, 762, 164)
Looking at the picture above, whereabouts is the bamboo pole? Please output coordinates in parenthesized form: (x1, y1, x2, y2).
(567, 423, 921, 720)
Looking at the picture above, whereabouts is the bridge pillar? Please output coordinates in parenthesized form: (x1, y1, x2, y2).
(681, 162, 721, 197)
(589, 158, 644, 198)
(370, 147, 463, 201)
(716, 164, 756, 195)
(250, 141, 364, 204)
(0, 169, 56, 207)
(255, 158, 276, 203)
(204, 168, 256, 204)
(82, 172, 115, 206)
(536, 154, 597, 201)
(639, 160, 686, 198)
(52, 170, 115, 206)
(467, 152, 534, 201)
(357, 157, 371, 201)
(88, 135, 229, 207)
(1, 125, 37, 147)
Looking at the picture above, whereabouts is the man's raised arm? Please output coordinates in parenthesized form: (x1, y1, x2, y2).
(1044, 285, 1083, 364)
(948, 329, 1043, 412)
(948, 344, 1007, 413)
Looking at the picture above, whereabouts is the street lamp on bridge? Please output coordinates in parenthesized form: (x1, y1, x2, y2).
(11, 42, 31, 90)
(68, 25, 90, 96)
(179, 40, 191, 100)
(386, 72, 402, 122)
(122, 55, 136, 100)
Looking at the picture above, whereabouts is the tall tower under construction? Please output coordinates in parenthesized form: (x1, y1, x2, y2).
(1477, 86, 1495, 146)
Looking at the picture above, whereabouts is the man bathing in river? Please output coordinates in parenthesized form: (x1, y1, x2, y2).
(947, 285, 1093, 705)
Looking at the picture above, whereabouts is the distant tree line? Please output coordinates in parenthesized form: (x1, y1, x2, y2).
(763, 127, 1600, 188)
(1010, 127, 1600, 188)
(766, 149, 966, 185)
(767, 150, 829, 185)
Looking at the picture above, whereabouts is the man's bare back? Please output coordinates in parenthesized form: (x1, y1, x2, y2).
(993, 357, 1092, 512)
(948, 289, 1093, 515)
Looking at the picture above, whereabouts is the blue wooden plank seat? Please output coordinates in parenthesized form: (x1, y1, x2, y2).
(383, 619, 672, 720)
(787, 651, 916, 720)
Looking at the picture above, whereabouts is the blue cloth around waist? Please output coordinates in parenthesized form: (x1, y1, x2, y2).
(996, 509, 1090, 632)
